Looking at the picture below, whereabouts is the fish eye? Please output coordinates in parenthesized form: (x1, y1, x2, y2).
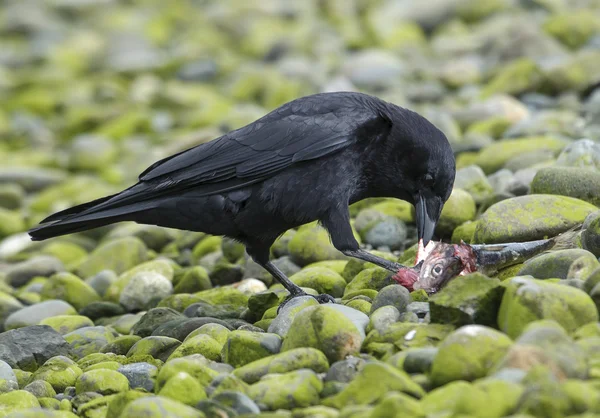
(432, 264, 443, 275)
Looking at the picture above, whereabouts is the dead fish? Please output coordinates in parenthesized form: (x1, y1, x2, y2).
(393, 226, 581, 294)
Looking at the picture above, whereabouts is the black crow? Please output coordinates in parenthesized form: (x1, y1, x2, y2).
(29, 92, 456, 303)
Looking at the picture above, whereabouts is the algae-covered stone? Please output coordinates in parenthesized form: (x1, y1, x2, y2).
(288, 223, 350, 266)
(514, 366, 571, 417)
(76, 237, 148, 278)
(155, 355, 219, 392)
(119, 272, 173, 312)
(430, 273, 504, 326)
(40, 273, 101, 311)
(474, 137, 568, 174)
(543, 11, 600, 49)
(23, 380, 56, 398)
(5, 300, 76, 330)
(233, 348, 329, 384)
(436, 188, 476, 236)
(192, 236, 222, 259)
(194, 287, 249, 308)
(482, 58, 543, 98)
(0, 292, 23, 331)
(104, 259, 175, 304)
(64, 326, 117, 360)
(167, 334, 222, 362)
(323, 361, 424, 408)
(561, 379, 600, 414)
(531, 166, 600, 207)
(369, 391, 424, 418)
(6, 409, 77, 418)
(0, 390, 40, 416)
(158, 372, 207, 406)
(41, 241, 88, 270)
(430, 325, 512, 386)
(75, 369, 129, 395)
(248, 369, 322, 410)
(127, 337, 181, 363)
(222, 330, 281, 368)
(0, 208, 26, 239)
(473, 195, 597, 244)
(344, 268, 394, 295)
(281, 305, 363, 363)
(117, 396, 205, 418)
(29, 356, 82, 393)
(105, 390, 151, 418)
(39, 316, 94, 336)
(498, 276, 599, 338)
(454, 165, 495, 203)
(131, 308, 184, 338)
(363, 322, 455, 354)
(117, 362, 157, 392)
(173, 266, 212, 294)
(518, 249, 599, 280)
(288, 267, 346, 298)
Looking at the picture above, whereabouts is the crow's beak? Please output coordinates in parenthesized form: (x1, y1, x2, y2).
(415, 193, 438, 247)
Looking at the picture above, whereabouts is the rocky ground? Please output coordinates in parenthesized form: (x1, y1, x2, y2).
(1, 0, 600, 417)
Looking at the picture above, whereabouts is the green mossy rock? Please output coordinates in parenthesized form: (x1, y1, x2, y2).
(368, 391, 424, 418)
(288, 267, 347, 297)
(156, 294, 205, 313)
(543, 11, 600, 49)
(0, 390, 40, 416)
(221, 330, 281, 368)
(127, 337, 181, 363)
(100, 335, 141, 355)
(155, 355, 219, 392)
(194, 287, 249, 308)
(363, 322, 455, 354)
(105, 390, 151, 418)
(117, 396, 205, 418)
(513, 366, 571, 417)
(305, 260, 348, 275)
(451, 221, 478, 244)
(184, 323, 231, 346)
(542, 50, 600, 94)
(172, 267, 212, 294)
(288, 223, 350, 266)
(430, 325, 513, 386)
(41, 241, 88, 270)
(344, 268, 394, 295)
(473, 195, 597, 244)
(369, 199, 414, 223)
(40, 273, 100, 311)
(481, 58, 544, 98)
(561, 379, 600, 414)
(39, 315, 94, 335)
(474, 137, 569, 174)
(158, 372, 207, 406)
(281, 305, 363, 363)
(221, 238, 245, 263)
(75, 369, 129, 395)
(29, 356, 82, 393)
(104, 259, 175, 304)
(64, 326, 118, 360)
(531, 167, 600, 207)
(131, 308, 184, 338)
(323, 362, 424, 408)
(437, 188, 476, 236)
(0, 183, 24, 210)
(518, 249, 599, 280)
(498, 276, 599, 338)
(233, 348, 329, 384)
(429, 273, 505, 326)
(192, 236, 222, 260)
(166, 334, 222, 362)
(4, 409, 78, 418)
(75, 237, 148, 278)
(0, 208, 26, 239)
(248, 369, 322, 410)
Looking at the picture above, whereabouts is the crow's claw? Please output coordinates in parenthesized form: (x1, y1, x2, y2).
(277, 292, 336, 313)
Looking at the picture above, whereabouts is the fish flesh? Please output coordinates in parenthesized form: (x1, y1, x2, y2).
(393, 227, 580, 294)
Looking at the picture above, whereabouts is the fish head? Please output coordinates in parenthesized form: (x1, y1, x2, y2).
(392, 265, 421, 291)
(413, 244, 465, 294)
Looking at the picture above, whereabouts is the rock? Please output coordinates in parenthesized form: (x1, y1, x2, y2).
(518, 249, 599, 280)
(362, 217, 407, 251)
(75, 237, 148, 278)
(368, 306, 402, 334)
(0, 326, 72, 372)
(100, 336, 142, 356)
(4, 300, 77, 331)
(119, 272, 173, 312)
(64, 326, 117, 360)
(248, 369, 322, 410)
(211, 391, 260, 415)
(267, 296, 319, 337)
(195, 287, 249, 308)
(39, 273, 101, 311)
(370, 284, 411, 314)
(344, 268, 395, 295)
(474, 136, 569, 174)
(325, 357, 367, 384)
(0, 168, 66, 193)
(451, 221, 478, 244)
(555, 139, 600, 170)
(5, 256, 65, 287)
(0, 360, 16, 387)
(323, 361, 424, 408)
(342, 50, 404, 89)
(288, 223, 349, 266)
(118, 396, 205, 418)
(286, 267, 346, 298)
(473, 195, 597, 244)
(39, 315, 94, 335)
(131, 308, 184, 337)
(281, 305, 364, 363)
(209, 262, 244, 286)
(158, 371, 207, 406)
(0, 292, 23, 332)
(233, 348, 329, 384)
(454, 165, 495, 203)
(155, 355, 219, 392)
(23, 379, 56, 398)
(183, 301, 244, 320)
(498, 276, 599, 338)
(126, 336, 181, 363)
(531, 167, 600, 206)
(173, 266, 212, 294)
(543, 11, 600, 49)
(192, 236, 222, 260)
(117, 363, 157, 392)
(41, 241, 88, 270)
(67, 134, 116, 171)
(167, 334, 222, 362)
(75, 369, 129, 395)
(582, 214, 600, 257)
(152, 318, 232, 341)
(430, 325, 513, 386)
(437, 188, 477, 236)
(222, 330, 281, 368)
(29, 356, 82, 393)
(0, 390, 40, 415)
(429, 273, 505, 326)
(514, 366, 571, 416)
(482, 58, 544, 98)
(78, 302, 125, 321)
(104, 259, 175, 304)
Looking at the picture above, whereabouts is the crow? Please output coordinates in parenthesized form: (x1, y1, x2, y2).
(29, 92, 456, 303)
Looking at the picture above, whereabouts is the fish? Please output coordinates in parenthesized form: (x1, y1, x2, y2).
(393, 226, 581, 294)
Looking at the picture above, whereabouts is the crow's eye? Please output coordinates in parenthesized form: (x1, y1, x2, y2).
(432, 264, 443, 276)
(424, 174, 434, 187)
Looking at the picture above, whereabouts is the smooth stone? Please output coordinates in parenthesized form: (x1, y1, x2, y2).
(117, 363, 158, 392)
(0, 326, 72, 372)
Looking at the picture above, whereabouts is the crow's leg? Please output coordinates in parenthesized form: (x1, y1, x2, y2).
(322, 208, 408, 272)
(245, 241, 335, 310)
